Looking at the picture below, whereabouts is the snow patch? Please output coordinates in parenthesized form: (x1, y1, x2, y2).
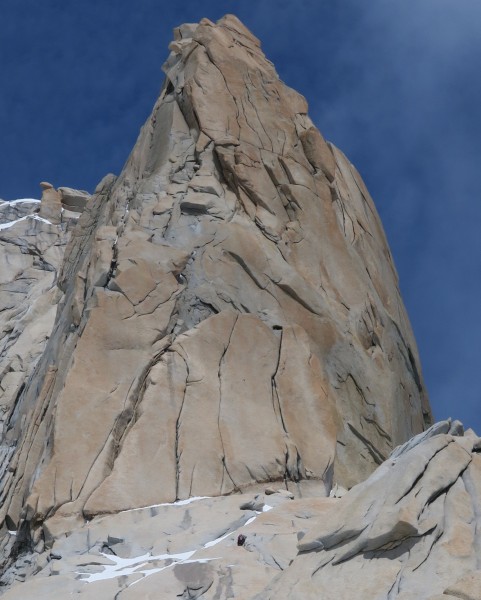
(78, 550, 220, 585)
(0, 216, 28, 230)
(79, 497, 272, 585)
(32, 215, 53, 225)
(79, 550, 194, 583)
(174, 496, 211, 507)
(0, 214, 53, 231)
(243, 505, 274, 527)
(203, 531, 231, 548)
(121, 496, 211, 513)
(0, 198, 40, 207)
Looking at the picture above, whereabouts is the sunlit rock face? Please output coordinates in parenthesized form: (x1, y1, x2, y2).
(0, 15, 432, 591)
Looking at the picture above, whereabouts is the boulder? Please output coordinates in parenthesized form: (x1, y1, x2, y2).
(58, 186, 90, 212)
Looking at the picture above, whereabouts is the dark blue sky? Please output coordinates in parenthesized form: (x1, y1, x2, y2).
(2, 1, 480, 431)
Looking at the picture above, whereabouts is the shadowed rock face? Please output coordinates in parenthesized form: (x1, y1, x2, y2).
(0, 197, 72, 435)
(0, 13, 431, 565)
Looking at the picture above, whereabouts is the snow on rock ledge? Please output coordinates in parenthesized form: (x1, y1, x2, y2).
(0, 424, 479, 599)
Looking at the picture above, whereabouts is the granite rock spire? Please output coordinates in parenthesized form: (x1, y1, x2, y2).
(0, 16, 439, 597)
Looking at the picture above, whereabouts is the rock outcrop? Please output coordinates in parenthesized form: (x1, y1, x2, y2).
(1, 420, 479, 599)
(262, 419, 481, 600)
(0, 195, 73, 433)
(0, 14, 441, 597)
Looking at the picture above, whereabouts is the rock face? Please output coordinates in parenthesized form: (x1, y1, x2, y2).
(0, 14, 438, 597)
(1, 420, 479, 599)
(0, 196, 71, 432)
(259, 420, 481, 600)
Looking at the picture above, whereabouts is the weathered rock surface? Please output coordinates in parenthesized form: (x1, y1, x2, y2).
(58, 186, 90, 213)
(0, 196, 71, 433)
(0, 14, 438, 596)
(1, 420, 479, 599)
(256, 420, 481, 600)
(0, 10, 429, 534)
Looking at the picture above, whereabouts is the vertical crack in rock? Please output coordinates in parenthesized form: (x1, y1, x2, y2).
(217, 315, 239, 494)
(346, 373, 375, 408)
(174, 350, 190, 500)
(271, 328, 288, 434)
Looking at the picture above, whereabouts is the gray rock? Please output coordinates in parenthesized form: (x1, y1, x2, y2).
(258, 427, 481, 599)
(58, 187, 90, 212)
(390, 418, 457, 459)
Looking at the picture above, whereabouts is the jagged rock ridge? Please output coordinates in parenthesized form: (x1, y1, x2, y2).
(0, 15, 439, 597)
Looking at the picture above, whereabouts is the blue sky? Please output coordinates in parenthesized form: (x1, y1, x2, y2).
(1, 1, 480, 431)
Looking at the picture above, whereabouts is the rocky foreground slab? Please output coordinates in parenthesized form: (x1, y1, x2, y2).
(0, 420, 478, 599)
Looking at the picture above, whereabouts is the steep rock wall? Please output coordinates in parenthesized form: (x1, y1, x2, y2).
(0, 15, 431, 549)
